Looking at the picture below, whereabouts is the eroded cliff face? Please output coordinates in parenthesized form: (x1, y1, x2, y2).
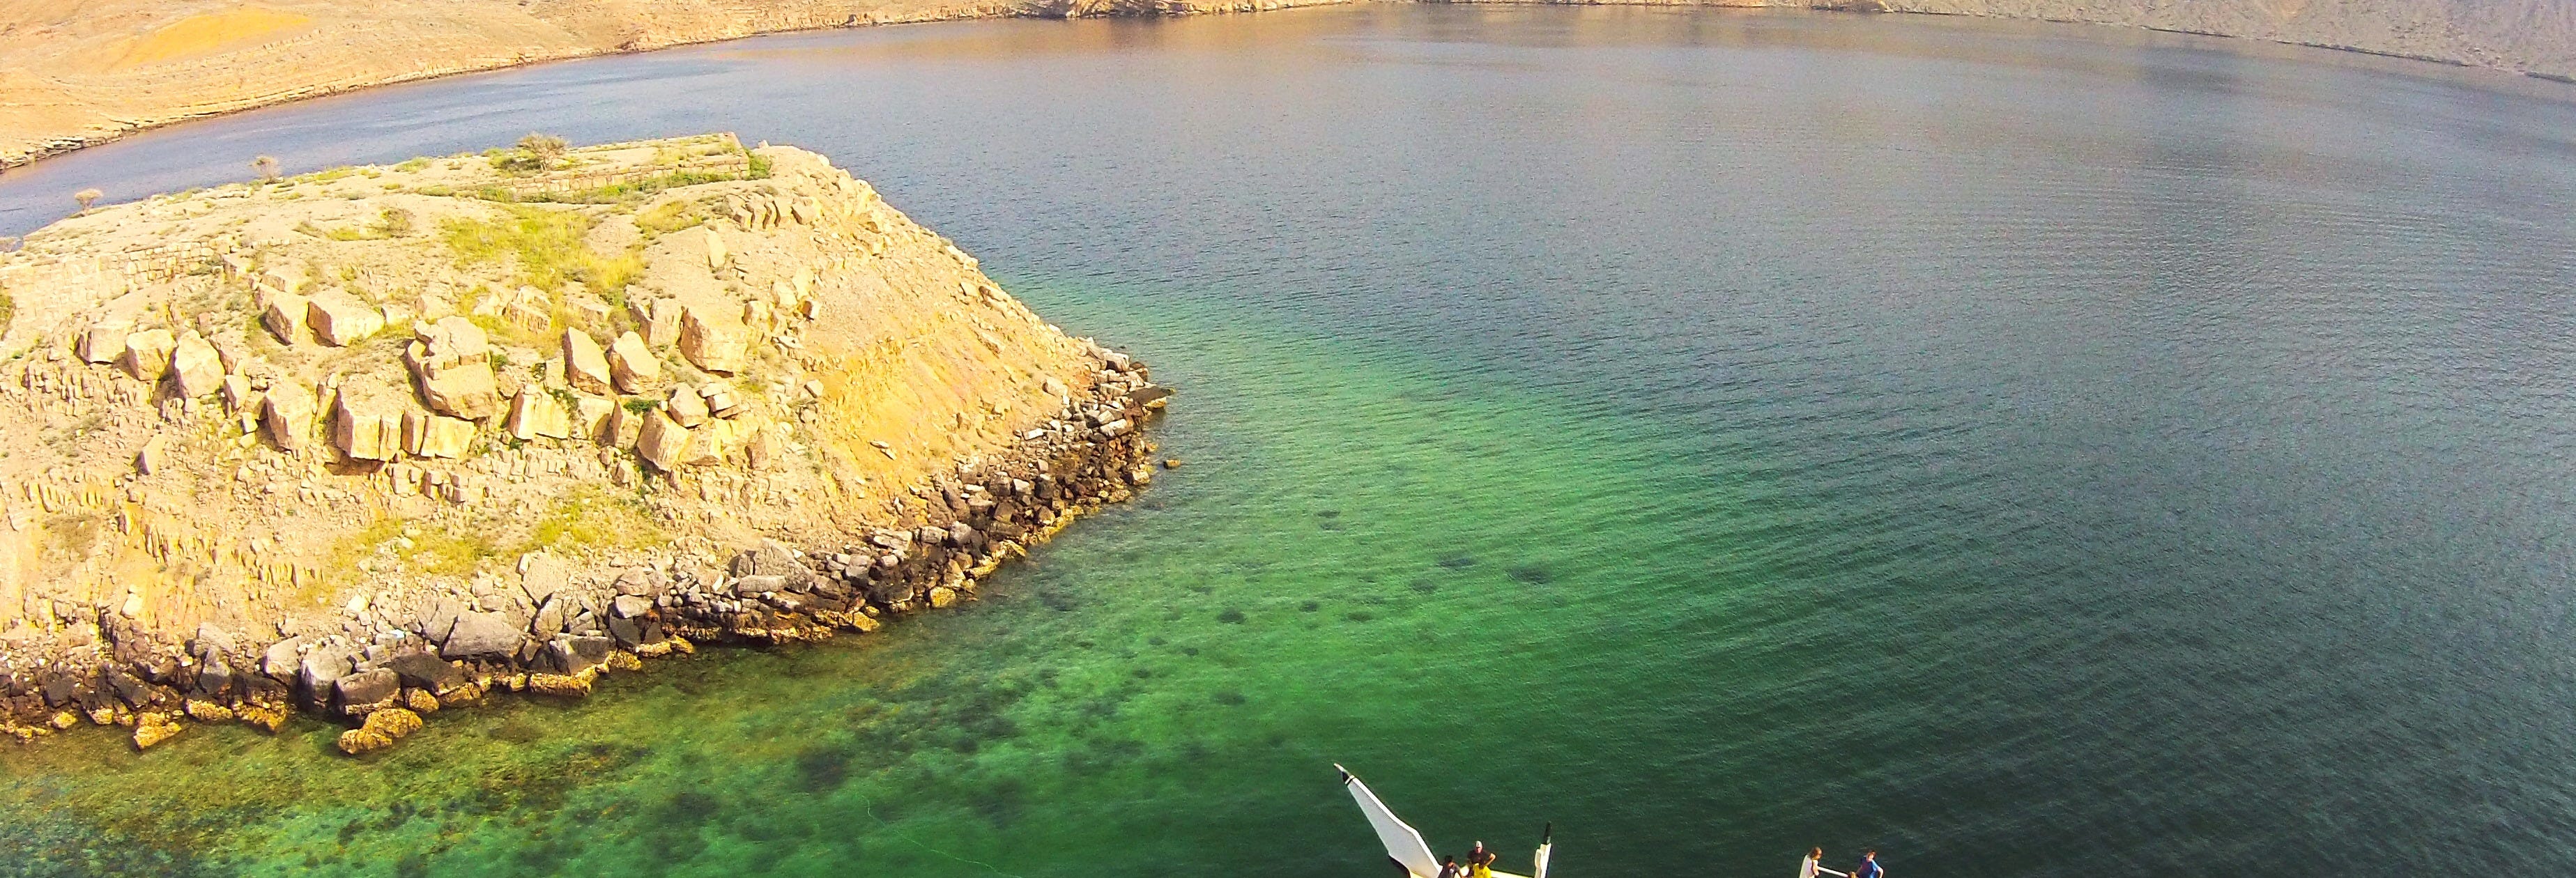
(2, 0, 2569, 168)
(0, 135, 1168, 752)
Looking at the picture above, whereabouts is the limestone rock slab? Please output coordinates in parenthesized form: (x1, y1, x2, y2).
(407, 317, 501, 419)
(77, 321, 131, 364)
(562, 328, 611, 394)
(666, 385, 709, 427)
(331, 380, 408, 462)
(169, 332, 224, 398)
(677, 303, 745, 374)
(120, 329, 175, 382)
(507, 389, 573, 440)
(263, 381, 317, 451)
(439, 612, 523, 660)
(261, 294, 309, 346)
(401, 410, 474, 458)
(307, 291, 384, 346)
(608, 330, 660, 394)
(636, 410, 689, 472)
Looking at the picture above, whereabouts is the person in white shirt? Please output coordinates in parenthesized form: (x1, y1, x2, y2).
(1801, 847, 1850, 878)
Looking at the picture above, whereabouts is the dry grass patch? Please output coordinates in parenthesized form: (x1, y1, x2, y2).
(439, 206, 642, 295)
(519, 486, 668, 555)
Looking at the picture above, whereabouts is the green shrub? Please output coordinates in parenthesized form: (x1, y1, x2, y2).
(495, 132, 569, 174)
(376, 208, 415, 238)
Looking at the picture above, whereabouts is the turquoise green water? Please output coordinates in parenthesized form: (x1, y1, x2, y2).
(2, 307, 1757, 877)
(7, 6, 2576, 876)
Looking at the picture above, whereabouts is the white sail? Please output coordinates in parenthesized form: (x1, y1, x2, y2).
(1337, 764, 1441, 877)
(1531, 824, 1552, 878)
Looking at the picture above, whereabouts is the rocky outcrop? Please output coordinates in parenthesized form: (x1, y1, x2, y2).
(306, 291, 385, 346)
(608, 331, 661, 394)
(0, 135, 1167, 752)
(406, 318, 503, 420)
(563, 330, 613, 396)
(676, 303, 747, 375)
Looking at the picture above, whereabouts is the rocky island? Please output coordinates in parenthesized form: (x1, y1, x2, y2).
(0, 133, 1167, 754)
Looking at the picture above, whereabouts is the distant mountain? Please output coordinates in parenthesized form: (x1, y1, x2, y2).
(1, 0, 2569, 167)
(1873, 0, 2576, 78)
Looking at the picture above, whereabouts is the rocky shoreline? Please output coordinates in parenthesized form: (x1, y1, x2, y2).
(1, 363, 1165, 755)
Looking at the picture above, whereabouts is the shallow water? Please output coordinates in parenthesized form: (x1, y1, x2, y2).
(5, 6, 2576, 877)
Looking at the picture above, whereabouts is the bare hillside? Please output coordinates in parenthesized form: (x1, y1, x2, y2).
(0, 0, 2569, 168)
(1877, 0, 2576, 74)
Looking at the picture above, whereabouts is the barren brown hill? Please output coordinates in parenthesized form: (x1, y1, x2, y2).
(1, 0, 2570, 167)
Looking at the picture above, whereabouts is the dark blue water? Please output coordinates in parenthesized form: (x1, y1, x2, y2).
(3, 6, 2575, 877)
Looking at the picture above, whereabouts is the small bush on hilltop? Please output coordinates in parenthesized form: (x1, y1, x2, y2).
(375, 208, 416, 238)
(497, 132, 570, 174)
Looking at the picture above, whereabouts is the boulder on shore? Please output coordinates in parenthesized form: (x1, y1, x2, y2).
(440, 612, 525, 660)
(334, 668, 401, 715)
(387, 651, 464, 691)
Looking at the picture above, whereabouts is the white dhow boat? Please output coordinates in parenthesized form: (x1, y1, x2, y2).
(1336, 764, 1551, 878)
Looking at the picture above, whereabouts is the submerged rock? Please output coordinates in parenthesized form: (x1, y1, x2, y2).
(336, 707, 423, 755)
(526, 672, 590, 698)
(131, 713, 183, 750)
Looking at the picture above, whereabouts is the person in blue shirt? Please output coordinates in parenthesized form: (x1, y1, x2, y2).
(1853, 850, 1884, 878)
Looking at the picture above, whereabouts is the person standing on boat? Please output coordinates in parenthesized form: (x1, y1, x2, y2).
(1853, 850, 1884, 878)
(1436, 856, 1464, 878)
(1800, 847, 1825, 878)
(1464, 841, 1496, 878)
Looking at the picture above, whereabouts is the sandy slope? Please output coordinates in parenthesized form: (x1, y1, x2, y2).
(0, 0, 1333, 167)
(0, 0, 2569, 168)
